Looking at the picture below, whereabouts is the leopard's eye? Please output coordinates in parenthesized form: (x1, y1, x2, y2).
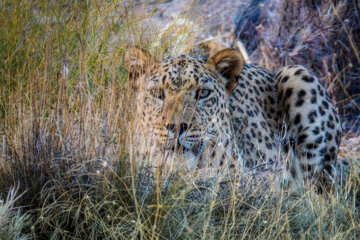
(150, 89, 165, 100)
(195, 89, 212, 100)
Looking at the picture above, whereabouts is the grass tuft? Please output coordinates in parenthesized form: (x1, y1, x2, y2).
(0, 187, 31, 240)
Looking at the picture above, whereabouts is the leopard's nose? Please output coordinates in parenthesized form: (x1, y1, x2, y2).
(179, 123, 189, 135)
(166, 123, 189, 135)
(165, 123, 176, 133)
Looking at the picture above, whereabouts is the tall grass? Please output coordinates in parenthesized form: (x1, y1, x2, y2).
(0, 0, 359, 239)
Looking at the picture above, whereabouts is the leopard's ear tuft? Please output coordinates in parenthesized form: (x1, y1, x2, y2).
(124, 47, 158, 89)
(207, 48, 244, 92)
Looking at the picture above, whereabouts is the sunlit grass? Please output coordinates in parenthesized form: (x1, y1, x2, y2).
(0, 0, 359, 239)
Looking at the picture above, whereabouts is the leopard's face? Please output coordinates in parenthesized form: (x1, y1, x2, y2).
(125, 48, 244, 170)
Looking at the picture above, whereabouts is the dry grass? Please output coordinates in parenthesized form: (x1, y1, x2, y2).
(0, 0, 359, 239)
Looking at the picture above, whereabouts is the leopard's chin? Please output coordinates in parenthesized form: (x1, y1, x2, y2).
(162, 138, 205, 170)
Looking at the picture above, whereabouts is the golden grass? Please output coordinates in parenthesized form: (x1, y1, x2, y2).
(0, 0, 359, 239)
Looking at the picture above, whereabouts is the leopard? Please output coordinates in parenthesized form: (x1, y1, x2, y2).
(124, 47, 342, 188)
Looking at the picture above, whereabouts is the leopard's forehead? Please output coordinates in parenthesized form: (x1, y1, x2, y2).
(149, 55, 215, 91)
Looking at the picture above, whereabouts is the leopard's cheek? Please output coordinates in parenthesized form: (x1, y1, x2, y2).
(139, 97, 163, 128)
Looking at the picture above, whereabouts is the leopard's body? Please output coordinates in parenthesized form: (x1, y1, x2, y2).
(125, 47, 342, 186)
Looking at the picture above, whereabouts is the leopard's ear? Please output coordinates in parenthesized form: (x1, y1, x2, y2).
(124, 47, 158, 89)
(207, 48, 244, 92)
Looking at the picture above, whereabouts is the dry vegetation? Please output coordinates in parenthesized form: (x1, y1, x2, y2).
(0, 0, 359, 239)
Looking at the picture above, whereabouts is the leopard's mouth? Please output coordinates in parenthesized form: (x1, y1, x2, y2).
(164, 136, 205, 158)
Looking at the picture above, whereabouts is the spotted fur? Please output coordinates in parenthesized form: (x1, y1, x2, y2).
(125, 47, 342, 186)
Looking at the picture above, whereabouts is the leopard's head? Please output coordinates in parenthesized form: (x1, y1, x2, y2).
(125, 47, 244, 171)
